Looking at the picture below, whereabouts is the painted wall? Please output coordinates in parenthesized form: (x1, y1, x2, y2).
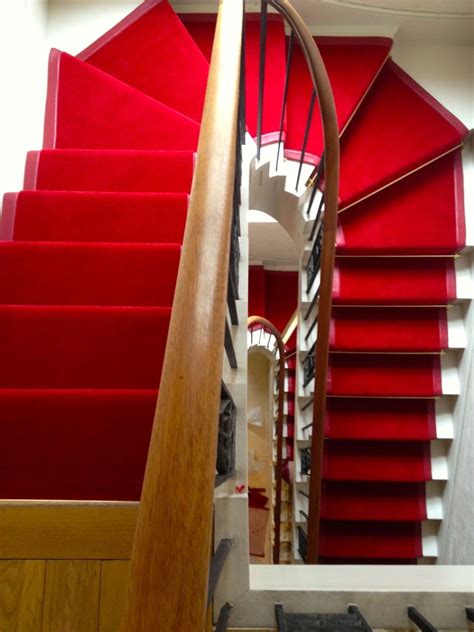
(392, 43, 474, 129)
(0, 0, 49, 199)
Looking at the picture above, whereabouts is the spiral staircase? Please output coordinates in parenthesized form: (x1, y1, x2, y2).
(0, 0, 472, 629)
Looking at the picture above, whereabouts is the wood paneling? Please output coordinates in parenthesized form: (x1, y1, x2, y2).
(0, 561, 45, 632)
(0, 502, 137, 559)
(42, 560, 101, 632)
(99, 561, 130, 632)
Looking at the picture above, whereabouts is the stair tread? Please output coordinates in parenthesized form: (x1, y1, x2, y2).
(0, 241, 180, 306)
(338, 60, 468, 209)
(78, 0, 209, 122)
(325, 397, 436, 441)
(333, 257, 456, 305)
(321, 481, 427, 521)
(330, 306, 448, 352)
(328, 353, 442, 397)
(323, 440, 432, 482)
(2, 190, 188, 243)
(336, 151, 465, 255)
(24, 149, 195, 193)
(319, 520, 423, 558)
(45, 50, 200, 150)
(0, 388, 158, 500)
(0, 305, 171, 388)
(285, 36, 392, 164)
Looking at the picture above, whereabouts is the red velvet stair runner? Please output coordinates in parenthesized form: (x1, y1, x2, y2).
(285, 36, 392, 165)
(0, 1, 208, 501)
(336, 150, 466, 255)
(180, 13, 287, 142)
(77, 0, 209, 122)
(336, 60, 468, 209)
(44, 50, 200, 150)
(24, 149, 195, 193)
(318, 49, 467, 562)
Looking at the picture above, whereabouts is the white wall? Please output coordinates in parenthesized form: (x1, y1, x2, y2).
(45, 0, 139, 57)
(392, 43, 474, 129)
(0, 0, 49, 199)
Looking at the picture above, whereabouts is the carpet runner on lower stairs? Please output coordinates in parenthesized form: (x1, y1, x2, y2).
(24, 150, 195, 193)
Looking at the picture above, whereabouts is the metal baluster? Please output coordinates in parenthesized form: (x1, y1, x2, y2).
(296, 90, 316, 190)
(256, 0, 268, 160)
(306, 153, 325, 218)
(309, 194, 325, 242)
(276, 30, 295, 171)
(304, 286, 320, 321)
(407, 607, 438, 632)
(224, 319, 238, 369)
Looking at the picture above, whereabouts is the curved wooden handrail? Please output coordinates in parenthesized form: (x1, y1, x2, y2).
(248, 315, 286, 564)
(267, 0, 340, 563)
(119, 1, 244, 630)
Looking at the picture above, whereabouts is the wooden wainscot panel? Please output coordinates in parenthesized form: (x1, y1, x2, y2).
(0, 560, 45, 632)
(0, 502, 137, 560)
(42, 560, 101, 632)
(99, 561, 130, 632)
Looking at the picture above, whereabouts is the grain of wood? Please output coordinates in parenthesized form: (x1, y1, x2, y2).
(41, 560, 100, 632)
(0, 502, 137, 559)
(119, 1, 244, 631)
(99, 561, 130, 632)
(0, 560, 45, 632)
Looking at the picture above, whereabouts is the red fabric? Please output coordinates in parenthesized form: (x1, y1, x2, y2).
(330, 306, 448, 352)
(285, 37, 392, 164)
(323, 440, 432, 482)
(78, 0, 209, 123)
(338, 60, 468, 208)
(0, 389, 157, 500)
(264, 270, 298, 332)
(25, 149, 194, 193)
(0, 242, 180, 306)
(4, 191, 187, 244)
(180, 14, 286, 141)
(337, 151, 466, 254)
(328, 353, 442, 397)
(319, 521, 422, 559)
(44, 50, 200, 150)
(333, 257, 456, 305)
(321, 481, 427, 521)
(325, 398, 437, 441)
(249, 265, 266, 317)
(0, 306, 170, 388)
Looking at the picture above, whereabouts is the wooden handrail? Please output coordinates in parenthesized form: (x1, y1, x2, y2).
(248, 315, 286, 564)
(119, 1, 244, 630)
(267, 0, 340, 563)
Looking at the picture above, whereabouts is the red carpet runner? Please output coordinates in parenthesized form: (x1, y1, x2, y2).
(0, 0, 469, 564)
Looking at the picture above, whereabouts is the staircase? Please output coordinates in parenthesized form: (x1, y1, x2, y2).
(0, 0, 472, 628)
(248, 23, 469, 564)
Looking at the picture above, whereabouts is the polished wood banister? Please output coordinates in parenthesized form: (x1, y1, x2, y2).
(248, 315, 286, 564)
(119, 1, 244, 630)
(267, 0, 340, 563)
